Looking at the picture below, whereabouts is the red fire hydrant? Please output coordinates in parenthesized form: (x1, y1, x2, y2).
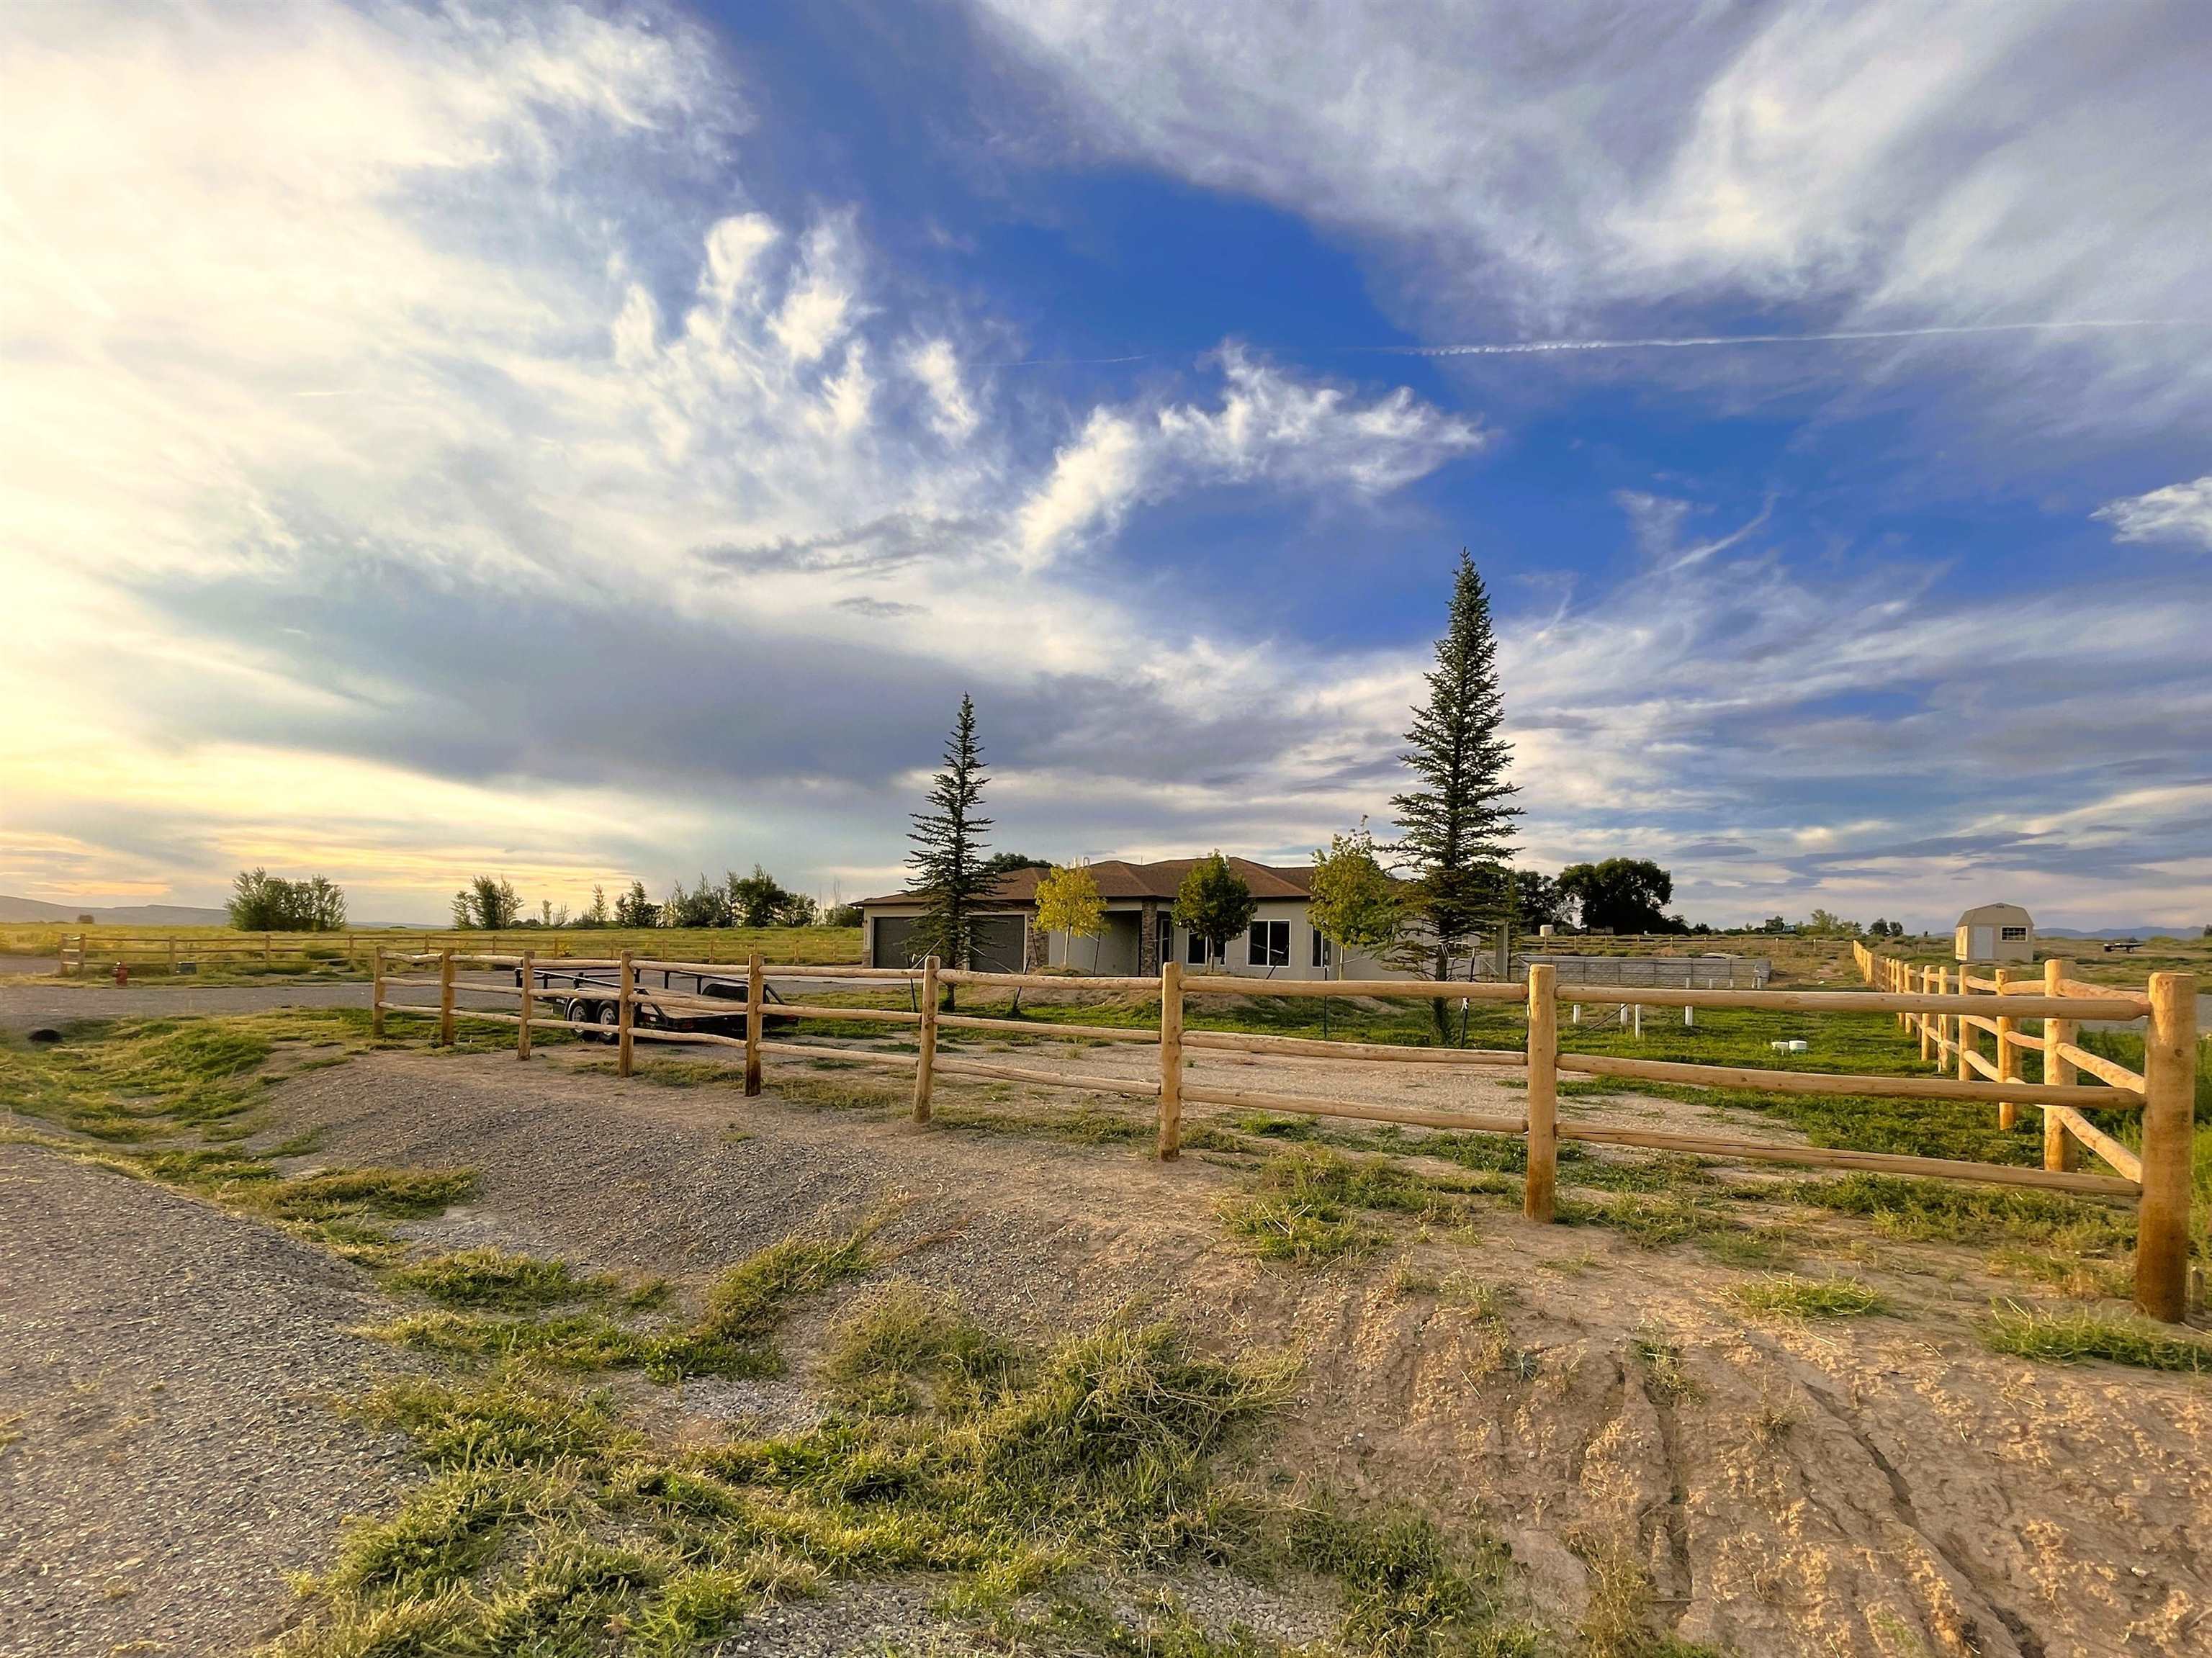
(114, 962, 130, 986)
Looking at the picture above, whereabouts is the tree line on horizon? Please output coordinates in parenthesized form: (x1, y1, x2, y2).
(444, 868, 859, 932)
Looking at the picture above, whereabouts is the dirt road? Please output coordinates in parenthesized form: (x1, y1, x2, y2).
(0, 1146, 416, 1657)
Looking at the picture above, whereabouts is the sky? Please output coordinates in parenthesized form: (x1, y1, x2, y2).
(4, 0, 2209, 930)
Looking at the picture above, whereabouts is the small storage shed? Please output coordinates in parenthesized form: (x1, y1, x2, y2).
(1956, 903, 2034, 963)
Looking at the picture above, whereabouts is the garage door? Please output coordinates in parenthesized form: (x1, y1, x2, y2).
(871, 916, 919, 968)
(869, 914, 1025, 970)
(970, 916, 1024, 973)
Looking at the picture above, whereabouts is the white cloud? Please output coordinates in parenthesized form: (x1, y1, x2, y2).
(905, 338, 980, 442)
(2095, 477, 2212, 551)
(1016, 348, 1486, 566)
(1017, 410, 1147, 567)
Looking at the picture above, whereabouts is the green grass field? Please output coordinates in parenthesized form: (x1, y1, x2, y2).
(0, 923, 863, 969)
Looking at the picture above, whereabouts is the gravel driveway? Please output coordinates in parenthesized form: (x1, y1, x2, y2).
(0, 1146, 415, 1657)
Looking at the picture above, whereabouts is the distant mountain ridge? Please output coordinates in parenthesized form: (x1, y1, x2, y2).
(0, 895, 232, 926)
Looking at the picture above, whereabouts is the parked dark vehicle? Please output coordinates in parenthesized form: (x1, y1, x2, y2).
(513, 963, 794, 1043)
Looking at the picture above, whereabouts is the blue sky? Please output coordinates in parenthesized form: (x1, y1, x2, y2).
(4, 0, 2209, 927)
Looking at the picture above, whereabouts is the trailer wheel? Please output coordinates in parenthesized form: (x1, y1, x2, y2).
(597, 1001, 621, 1041)
(566, 999, 594, 1035)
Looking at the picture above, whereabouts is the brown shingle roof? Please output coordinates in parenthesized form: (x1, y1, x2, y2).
(856, 857, 1315, 909)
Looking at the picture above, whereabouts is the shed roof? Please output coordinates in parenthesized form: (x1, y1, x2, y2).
(1956, 902, 2033, 925)
(858, 857, 1316, 910)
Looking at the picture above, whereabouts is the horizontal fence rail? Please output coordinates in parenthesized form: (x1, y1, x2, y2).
(371, 942, 2198, 1323)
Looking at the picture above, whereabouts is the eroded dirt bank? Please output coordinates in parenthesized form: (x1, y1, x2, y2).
(274, 1048, 2211, 1656)
(6, 1035, 2206, 1656)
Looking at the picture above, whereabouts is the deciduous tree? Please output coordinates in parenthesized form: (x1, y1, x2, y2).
(229, 868, 346, 931)
(1509, 869, 1566, 931)
(1173, 852, 1256, 970)
(1306, 825, 1403, 976)
(451, 875, 521, 931)
(1034, 862, 1105, 971)
(1557, 860, 1678, 934)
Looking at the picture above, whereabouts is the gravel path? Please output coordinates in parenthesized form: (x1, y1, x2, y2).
(0, 1145, 415, 1657)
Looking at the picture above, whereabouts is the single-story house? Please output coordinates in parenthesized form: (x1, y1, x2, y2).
(1956, 902, 2034, 963)
(855, 857, 1419, 981)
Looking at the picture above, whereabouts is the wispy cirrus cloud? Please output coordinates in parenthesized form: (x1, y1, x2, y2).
(976, 1, 2212, 446)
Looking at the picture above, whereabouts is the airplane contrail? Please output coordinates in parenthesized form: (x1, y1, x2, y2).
(984, 353, 1152, 368)
(1367, 320, 2203, 357)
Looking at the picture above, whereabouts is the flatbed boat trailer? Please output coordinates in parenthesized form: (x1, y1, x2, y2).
(513, 963, 795, 1042)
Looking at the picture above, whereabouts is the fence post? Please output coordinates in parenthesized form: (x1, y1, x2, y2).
(518, 950, 534, 1060)
(1156, 959, 1184, 1161)
(1994, 967, 2018, 1130)
(264, 932, 273, 964)
(372, 947, 386, 1038)
(167, 937, 176, 976)
(2136, 972, 2199, 1322)
(912, 955, 939, 1123)
(437, 949, 455, 1047)
(1958, 970, 1973, 1083)
(2041, 957, 2074, 1172)
(617, 950, 634, 1078)
(744, 952, 763, 1096)
(1524, 963, 1558, 1222)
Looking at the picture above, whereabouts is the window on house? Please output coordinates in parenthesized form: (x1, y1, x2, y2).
(2000, 926, 2028, 941)
(1310, 929, 1331, 968)
(1157, 914, 1173, 967)
(1247, 919, 1290, 967)
(1187, 929, 1208, 965)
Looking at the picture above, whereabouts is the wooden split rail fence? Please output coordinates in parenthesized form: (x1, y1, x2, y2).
(377, 945, 2199, 1322)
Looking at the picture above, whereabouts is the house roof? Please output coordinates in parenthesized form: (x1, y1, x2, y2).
(857, 857, 1316, 910)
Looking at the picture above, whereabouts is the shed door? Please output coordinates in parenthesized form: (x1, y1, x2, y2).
(1969, 925, 1997, 960)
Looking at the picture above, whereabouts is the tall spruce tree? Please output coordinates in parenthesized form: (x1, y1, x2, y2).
(1390, 551, 1519, 1033)
(907, 694, 994, 1005)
